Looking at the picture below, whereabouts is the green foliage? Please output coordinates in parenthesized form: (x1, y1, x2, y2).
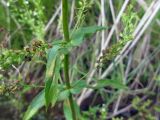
(23, 90, 45, 120)
(0, 24, 106, 119)
(70, 80, 87, 94)
(0, 49, 25, 69)
(63, 100, 73, 120)
(70, 26, 106, 46)
(132, 97, 156, 120)
(44, 25, 106, 119)
(97, 5, 139, 68)
(120, 5, 138, 42)
(0, 1, 129, 119)
(58, 88, 70, 101)
(45, 45, 62, 108)
(74, 0, 93, 30)
(1, 0, 157, 120)
(63, 100, 81, 120)
(41, 0, 56, 19)
(94, 79, 127, 90)
(8, 0, 46, 39)
(44, 25, 106, 107)
(0, 5, 7, 28)
(0, 0, 47, 49)
(81, 105, 108, 120)
(82, 106, 100, 120)
(0, 40, 49, 70)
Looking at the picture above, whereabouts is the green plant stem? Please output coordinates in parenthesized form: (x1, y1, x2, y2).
(62, 0, 77, 120)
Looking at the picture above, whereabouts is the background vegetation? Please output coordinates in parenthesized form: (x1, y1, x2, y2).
(0, 0, 160, 120)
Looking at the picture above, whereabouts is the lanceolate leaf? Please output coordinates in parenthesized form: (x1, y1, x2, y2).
(23, 90, 45, 120)
(95, 79, 127, 90)
(45, 75, 59, 108)
(45, 45, 61, 108)
(70, 26, 106, 46)
(24, 45, 64, 119)
(45, 46, 60, 78)
(63, 100, 73, 120)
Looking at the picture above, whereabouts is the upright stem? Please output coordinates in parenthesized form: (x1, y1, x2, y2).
(62, 0, 77, 120)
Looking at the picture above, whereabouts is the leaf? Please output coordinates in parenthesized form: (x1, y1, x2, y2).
(45, 46, 61, 108)
(23, 90, 45, 120)
(45, 46, 60, 78)
(52, 40, 67, 45)
(70, 26, 106, 46)
(95, 79, 127, 89)
(58, 80, 87, 100)
(63, 100, 73, 120)
(63, 100, 82, 120)
(58, 89, 70, 101)
(70, 80, 87, 94)
(45, 76, 59, 108)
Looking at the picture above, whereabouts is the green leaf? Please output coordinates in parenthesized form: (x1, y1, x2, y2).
(95, 79, 127, 89)
(23, 90, 45, 120)
(45, 46, 61, 108)
(63, 100, 82, 120)
(58, 89, 70, 101)
(70, 80, 87, 94)
(52, 40, 67, 45)
(45, 76, 59, 108)
(45, 46, 60, 78)
(70, 26, 106, 46)
(63, 100, 73, 120)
